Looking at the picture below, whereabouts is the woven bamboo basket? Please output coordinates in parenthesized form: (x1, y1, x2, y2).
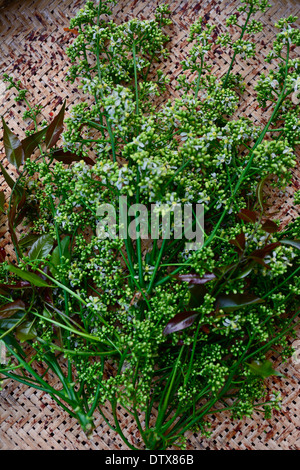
(0, 0, 300, 450)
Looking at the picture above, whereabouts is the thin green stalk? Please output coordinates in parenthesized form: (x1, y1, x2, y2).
(223, 5, 254, 87)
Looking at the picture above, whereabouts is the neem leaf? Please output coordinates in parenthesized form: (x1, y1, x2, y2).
(281, 239, 300, 250)
(19, 233, 39, 249)
(50, 236, 71, 275)
(0, 311, 25, 331)
(0, 191, 5, 213)
(175, 273, 216, 285)
(49, 246, 60, 275)
(51, 148, 95, 166)
(0, 248, 6, 263)
(217, 293, 264, 312)
(45, 101, 66, 149)
(229, 232, 246, 255)
(237, 209, 257, 224)
(21, 127, 47, 159)
(256, 175, 269, 211)
(0, 162, 23, 197)
(0, 300, 25, 319)
(250, 242, 281, 259)
(16, 320, 37, 342)
(60, 236, 71, 260)
(28, 233, 54, 260)
(248, 360, 283, 378)
(163, 311, 199, 335)
(234, 264, 254, 279)
(8, 199, 20, 254)
(7, 265, 50, 287)
(0, 281, 31, 290)
(249, 256, 271, 269)
(261, 219, 279, 234)
(2, 117, 24, 168)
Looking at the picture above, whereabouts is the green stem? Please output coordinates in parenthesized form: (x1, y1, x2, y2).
(223, 5, 254, 87)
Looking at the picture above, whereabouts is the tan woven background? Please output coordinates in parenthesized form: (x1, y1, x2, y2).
(0, 0, 300, 450)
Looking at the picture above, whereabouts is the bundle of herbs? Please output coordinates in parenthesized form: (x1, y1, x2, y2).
(0, 0, 300, 450)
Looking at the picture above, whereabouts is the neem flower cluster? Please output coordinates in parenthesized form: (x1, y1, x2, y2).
(0, 0, 299, 450)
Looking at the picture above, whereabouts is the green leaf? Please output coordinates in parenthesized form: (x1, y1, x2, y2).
(45, 101, 66, 149)
(7, 264, 50, 287)
(49, 246, 60, 274)
(234, 264, 254, 279)
(163, 311, 199, 335)
(21, 127, 47, 160)
(256, 176, 269, 211)
(49, 236, 71, 275)
(217, 293, 264, 312)
(0, 191, 5, 213)
(28, 233, 53, 260)
(281, 239, 300, 250)
(0, 311, 24, 331)
(16, 320, 37, 342)
(2, 117, 24, 168)
(19, 233, 40, 249)
(0, 300, 25, 319)
(248, 360, 282, 378)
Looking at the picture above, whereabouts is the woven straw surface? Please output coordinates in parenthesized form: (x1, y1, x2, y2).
(0, 0, 300, 450)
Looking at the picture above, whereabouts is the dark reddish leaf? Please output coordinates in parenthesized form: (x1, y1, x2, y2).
(14, 206, 29, 227)
(0, 281, 31, 290)
(0, 300, 25, 319)
(175, 273, 216, 284)
(237, 209, 257, 224)
(0, 248, 5, 263)
(216, 293, 264, 312)
(45, 101, 66, 149)
(163, 311, 200, 335)
(261, 219, 279, 234)
(16, 190, 26, 213)
(229, 232, 245, 255)
(201, 324, 210, 334)
(51, 148, 95, 166)
(0, 163, 23, 197)
(21, 128, 47, 159)
(8, 199, 20, 255)
(41, 287, 53, 304)
(248, 257, 271, 270)
(2, 117, 24, 168)
(250, 242, 281, 259)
